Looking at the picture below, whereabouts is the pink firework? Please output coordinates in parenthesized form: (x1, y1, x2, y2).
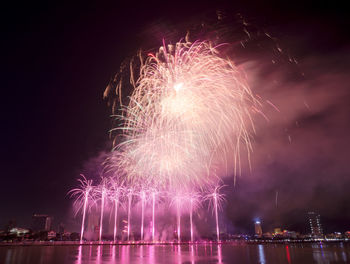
(68, 174, 96, 242)
(136, 189, 148, 241)
(205, 185, 226, 242)
(171, 191, 187, 242)
(95, 177, 108, 242)
(108, 177, 125, 243)
(126, 188, 134, 241)
(185, 192, 201, 242)
(106, 39, 260, 192)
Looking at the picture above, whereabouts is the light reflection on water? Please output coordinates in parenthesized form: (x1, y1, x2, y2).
(1, 243, 350, 264)
(285, 245, 291, 264)
(258, 244, 266, 264)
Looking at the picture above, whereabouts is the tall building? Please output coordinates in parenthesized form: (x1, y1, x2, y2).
(32, 214, 53, 232)
(307, 211, 323, 238)
(255, 221, 263, 237)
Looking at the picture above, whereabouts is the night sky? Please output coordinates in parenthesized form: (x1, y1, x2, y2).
(1, 1, 349, 234)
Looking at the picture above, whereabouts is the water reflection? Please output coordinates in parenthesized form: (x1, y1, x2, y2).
(176, 244, 182, 264)
(258, 244, 266, 264)
(139, 245, 144, 264)
(149, 245, 155, 263)
(190, 245, 195, 264)
(312, 244, 327, 263)
(217, 244, 223, 264)
(341, 251, 347, 262)
(75, 246, 82, 264)
(111, 245, 116, 262)
(122, 245, 130, 263)
(5, 249, 12, 264)
(285, 245, 291, 264)
(1, 243, 350, 264)
(96, 245, 102, 264)
(339, 242, 348, 262)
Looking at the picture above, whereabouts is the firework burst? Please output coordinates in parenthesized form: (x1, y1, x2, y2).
(205, 184, 226, 242)
(68, 174, 97, 242)
(107, 40, 259, 191)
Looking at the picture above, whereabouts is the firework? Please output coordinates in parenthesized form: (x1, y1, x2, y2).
(70, 175, 227, 242)
(205, 185, 226, 242)
(108, 178, 125, 242)
(136, 189, 147, 241)
(185, 192, 201, 242)
(107, 40, 259, 192)
(68, 175, 96, 242)
(126, 188, 133, 241)
(70, 38, 259, 243)
(96, 177, 108, 242)
(151, 189, 158, 241)
(171, 191, 186, 242)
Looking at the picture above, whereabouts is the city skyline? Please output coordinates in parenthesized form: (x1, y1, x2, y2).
(3, 210, 349, 243)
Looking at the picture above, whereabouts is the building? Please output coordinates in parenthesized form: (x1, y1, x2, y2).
(254, 221, 263, 238)
(282, 230, 298, 239)
(307, 211, 323, 238)
(345, 231, 350, 239)
(273, 228, 283, 236)
(9, 227, 30, 237)
(325, 232, 343, 239)
(32, 214, 53, 232)
(48, 231, 57, 240)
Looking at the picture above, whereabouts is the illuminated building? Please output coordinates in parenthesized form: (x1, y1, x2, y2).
(282, 230, 298, 239)
(48, 230, 56, 239)
(273, 228, 283, 236)
(31, 214, 53, 232)
(345, 231, 350, 239)
(307, 211, 323, 238)
(254, 221, 263, 237)
(9, 227, 29, 236)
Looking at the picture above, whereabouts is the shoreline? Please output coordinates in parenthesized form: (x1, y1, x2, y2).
(1, 239, 349, 247)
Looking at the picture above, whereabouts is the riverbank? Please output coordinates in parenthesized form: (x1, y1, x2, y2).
(1, 238, 349, 247)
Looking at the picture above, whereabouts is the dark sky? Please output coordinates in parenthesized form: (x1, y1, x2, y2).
(1, 0, 349, 234)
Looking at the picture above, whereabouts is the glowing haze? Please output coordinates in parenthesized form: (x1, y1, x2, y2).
(106, 40, 260, 192)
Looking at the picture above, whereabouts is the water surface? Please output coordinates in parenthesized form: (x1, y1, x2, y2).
(1, 242, 349, 263)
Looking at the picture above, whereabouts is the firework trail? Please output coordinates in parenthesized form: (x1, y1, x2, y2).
(137, 189, 147, 241)
(70, 175, 226, 242)
(108, 178, 125, 242)
(205, 185, 226, 242)
(151, 190, 157, 241)
(68, 175, 96, 242)
(106, 40, 259, 192)
(186, 192, 201, 242)
(126, 188, 133, 241)
(171, 191, 186, 242)
(97, 177, 108, 242)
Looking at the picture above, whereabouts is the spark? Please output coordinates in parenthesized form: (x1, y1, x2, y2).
(205, 185, 226, 242)
(68, 174, 96, 242)
(185, 192, 201, 242)
(107, 40, 260, 192)
(126, 188, 133, 241)
(137, 189, 147, 241)
(70, 38, 262, 243)
(97, 177, 108, 242)
(171, 191, 186, 242)
(108, 178, 125, 242)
